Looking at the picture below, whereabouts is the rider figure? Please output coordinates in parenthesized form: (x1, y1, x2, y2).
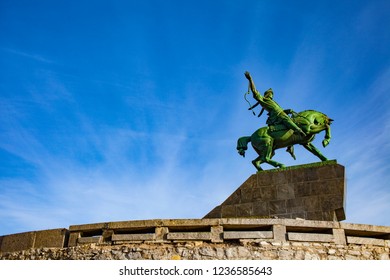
(244, 71, 306, 137)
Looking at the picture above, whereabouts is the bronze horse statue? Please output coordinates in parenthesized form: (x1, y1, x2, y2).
(237, 110, 333, 171)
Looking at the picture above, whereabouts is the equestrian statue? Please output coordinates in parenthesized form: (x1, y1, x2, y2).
(238, 71, 333, 171)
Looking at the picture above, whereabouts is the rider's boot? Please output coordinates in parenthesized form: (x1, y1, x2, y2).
(296, 128, 306, 137)
(286, 146, 296, 160)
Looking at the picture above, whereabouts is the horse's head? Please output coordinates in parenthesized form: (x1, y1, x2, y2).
(313, 113, 333, 127)
(309, 111, 333, 147)
(294, 110, 333, 147)
(295, 110, 332, 129)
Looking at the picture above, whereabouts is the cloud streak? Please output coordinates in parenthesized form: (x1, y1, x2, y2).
(1, 48, 54, 64)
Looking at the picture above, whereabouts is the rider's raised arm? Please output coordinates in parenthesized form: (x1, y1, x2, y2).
(244, 71, 262, 101)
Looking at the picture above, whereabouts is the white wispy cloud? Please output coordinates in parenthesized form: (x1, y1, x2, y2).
(1, 48, 54, 64)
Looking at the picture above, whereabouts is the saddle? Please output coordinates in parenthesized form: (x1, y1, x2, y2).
(268, 124, 294, 141)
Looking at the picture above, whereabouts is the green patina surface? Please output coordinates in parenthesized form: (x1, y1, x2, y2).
(259, 160, 338, 173)
(239, 71, 334, 172)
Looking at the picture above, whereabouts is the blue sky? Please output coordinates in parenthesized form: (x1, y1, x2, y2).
(0, 0, 389, 236)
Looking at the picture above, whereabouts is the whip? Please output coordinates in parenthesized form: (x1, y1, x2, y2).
(244, 85, 256, 116)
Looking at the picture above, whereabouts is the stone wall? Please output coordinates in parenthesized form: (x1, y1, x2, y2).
(1, 218, 389, 260)
(1, 240, 389, 260)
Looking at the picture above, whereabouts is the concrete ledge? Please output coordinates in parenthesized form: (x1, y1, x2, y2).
(347, 236, 386, 246)
(69, 223, 108, 232)
(341, 223, 390, 236)
(167, 232, 211, 241)
(1, 218, 390, 253)
(224, 231, 273, 240)
(112, 233, 156, 242)
(288, 232, 333, 243)
(78, 237, 102, 244)
(66, 219, 390, 247)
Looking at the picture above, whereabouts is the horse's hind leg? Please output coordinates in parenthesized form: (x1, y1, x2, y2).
(252, 156, 264, 171)
(263, 143, 285, 168)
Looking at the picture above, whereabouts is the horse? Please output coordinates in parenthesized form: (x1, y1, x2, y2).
(237, 110, 333, 171)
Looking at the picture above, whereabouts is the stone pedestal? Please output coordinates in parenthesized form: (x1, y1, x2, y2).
(204, 160, 346, 221)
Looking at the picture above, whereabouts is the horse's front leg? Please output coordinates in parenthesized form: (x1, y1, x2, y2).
(322, 124, 331, 147)
(302, 143, 328, 161)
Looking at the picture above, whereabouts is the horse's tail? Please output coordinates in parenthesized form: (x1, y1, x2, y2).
(237, 136, 251, 157)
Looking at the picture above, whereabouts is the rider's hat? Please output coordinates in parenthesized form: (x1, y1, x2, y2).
(264, 88, 273, 98)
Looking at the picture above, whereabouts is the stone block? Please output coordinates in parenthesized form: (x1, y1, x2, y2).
(223, 231, 273, 240)
(289, 205, 305, 213)
(68, 232, 81, 247)
(294, 182, 312, 197)
(332, 229, 346, 245)
(240, 188, 253, 203)
(302, 196, 321, 211)
(167, 232, 211, 241)
(320, 195, 336, 211)
(334, 165, 345, 178)
(244, 175, 257, 188)
(204, 161, 345, 221)
(256, 172, 273, 186)
(252, 202, 269, 216)
(290, 169, 306, 183)
(340, 222, 390, 234)
(69, 222, 108, 232)
(287, 232, 333, 243)
(269, 200, 287, 215)
(107, 219, 160, 230)
(253, 186, 277, 201)
(236, 203, 253, 216)
(334, 208, 345, 221)
(34, 228, 68, 249)
(276, 184, 295, 200)
(0, 231, 35, 253)
(322, 211, 337, 221)
(221, 204, 236, 217)
(305, 168, 319, 181)
(306, 211, 325, 220)
(317, 165, 337, 179)
(77, 236, 102, 244)
(347, 236, 386, 246)
(112, 233, 156, 242)
(211, 226, 223, 243)
(155, 227, 169, 241)
(286, 197, 303, 208)
(273, 225, 286, 242)
(271, 172, 290, 185)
